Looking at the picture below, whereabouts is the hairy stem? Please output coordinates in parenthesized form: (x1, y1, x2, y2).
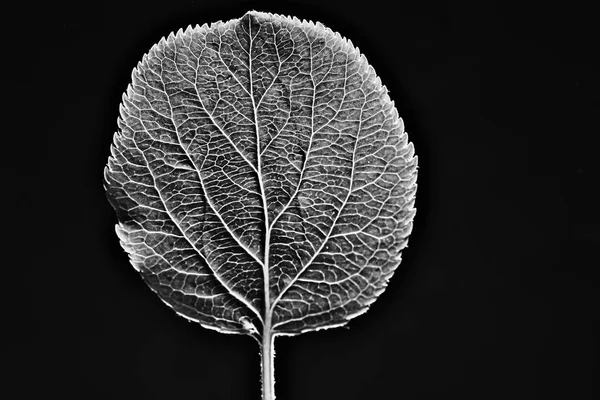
(261, 322, 275, 400)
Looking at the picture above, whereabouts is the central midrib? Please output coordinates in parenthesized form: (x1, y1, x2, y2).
(246, 17, 273, 329)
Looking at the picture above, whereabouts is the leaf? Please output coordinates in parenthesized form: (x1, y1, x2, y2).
(104, 10, 417, 399)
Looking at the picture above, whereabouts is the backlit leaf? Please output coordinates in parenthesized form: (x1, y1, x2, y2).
(104, 10, 418, 399)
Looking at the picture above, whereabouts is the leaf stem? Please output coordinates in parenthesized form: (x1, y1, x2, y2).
(261, 321, 275, 400)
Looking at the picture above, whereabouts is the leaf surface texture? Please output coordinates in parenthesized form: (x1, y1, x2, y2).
(105, 11, 418, 336)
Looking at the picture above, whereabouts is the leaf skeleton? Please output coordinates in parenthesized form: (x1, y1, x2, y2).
(104, 10, 418, 400)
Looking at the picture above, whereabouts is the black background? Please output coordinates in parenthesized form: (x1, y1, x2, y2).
(12, 0, 598, 399)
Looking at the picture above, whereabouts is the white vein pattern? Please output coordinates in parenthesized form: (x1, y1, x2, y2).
(105, 11, 417, 337)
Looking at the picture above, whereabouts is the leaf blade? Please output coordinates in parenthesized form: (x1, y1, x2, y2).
(105, 9, 417, 339)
